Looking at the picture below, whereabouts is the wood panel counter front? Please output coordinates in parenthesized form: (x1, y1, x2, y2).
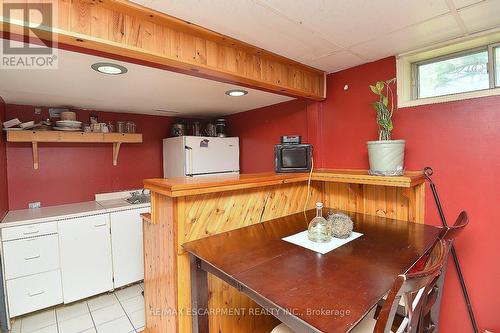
(142, 170, 426, 333)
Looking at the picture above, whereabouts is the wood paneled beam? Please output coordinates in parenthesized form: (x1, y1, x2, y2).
(0, 0, 327, 100)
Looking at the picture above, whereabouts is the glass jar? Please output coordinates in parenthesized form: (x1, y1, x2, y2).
(308, 202, 332, 243)
(107, 121, 115, 133)
(116, 121, 125, 133)
(125, 121, 136, 133)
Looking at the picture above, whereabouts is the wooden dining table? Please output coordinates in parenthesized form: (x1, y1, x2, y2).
(183, 210, 441, 333)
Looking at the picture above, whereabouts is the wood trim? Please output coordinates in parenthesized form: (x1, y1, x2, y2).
(143, 170, 425, 198)
(0, 0, 326, 100)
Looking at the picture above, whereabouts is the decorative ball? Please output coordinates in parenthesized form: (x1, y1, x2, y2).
(327, 212, 353, 239)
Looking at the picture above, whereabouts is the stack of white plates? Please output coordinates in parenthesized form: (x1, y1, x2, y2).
(54, 120, 82, 131)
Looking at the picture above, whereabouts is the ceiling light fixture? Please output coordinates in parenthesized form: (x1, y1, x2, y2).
(91, 62, 128, 75)
(225, 89, 248, 97)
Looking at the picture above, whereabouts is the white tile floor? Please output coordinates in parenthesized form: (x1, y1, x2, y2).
(9, 283, 145, 333)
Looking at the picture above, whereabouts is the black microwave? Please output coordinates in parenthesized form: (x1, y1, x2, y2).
(274, 143, 312, 173)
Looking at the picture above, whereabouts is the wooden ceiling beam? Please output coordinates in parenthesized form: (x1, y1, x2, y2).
(0, 0, 326, 100)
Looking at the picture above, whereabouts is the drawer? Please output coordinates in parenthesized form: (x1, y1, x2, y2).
(3, 234, 60, 279)
(2, 222, 57, 241)
(6, 270, 63, 318)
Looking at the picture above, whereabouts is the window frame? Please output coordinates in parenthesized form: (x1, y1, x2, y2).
(491, 42, 500, 88)
(411, 46, 492, 100)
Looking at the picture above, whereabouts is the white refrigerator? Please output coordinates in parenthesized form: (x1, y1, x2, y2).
(163, 136, 240, 178)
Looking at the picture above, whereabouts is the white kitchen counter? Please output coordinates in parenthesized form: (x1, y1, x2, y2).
(1, 192, 150, 228)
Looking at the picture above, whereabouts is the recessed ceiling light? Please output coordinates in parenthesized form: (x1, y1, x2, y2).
(91, 62, 128, 75)
(225, 89, 248, 97)
(155, 109, 180, 114)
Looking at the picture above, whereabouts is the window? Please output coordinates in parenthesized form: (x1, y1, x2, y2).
(397, 32, 500, 108)
(415, 49, 490, 99)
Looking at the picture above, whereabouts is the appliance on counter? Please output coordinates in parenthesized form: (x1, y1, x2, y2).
(170, 122, 186, 137)
(163, 136, 239, 178)
(215, 118, 227, 137)
(274, 135, 312, 173)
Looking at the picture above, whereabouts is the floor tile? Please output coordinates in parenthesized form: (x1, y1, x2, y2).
(57, 313, 94, 333)
(28, 324, 57, 333)
(120, 295, 144, 315)
(87, 294, 118, 312)
(115, 285, 143, 302)
(21, 309, 56, 333)
(80, 329, 97, 333)
(90, 303, 126, 326)
(56, 302, 89, 322)
(95, 316, 134, 333)
(127, 309, 145, 330)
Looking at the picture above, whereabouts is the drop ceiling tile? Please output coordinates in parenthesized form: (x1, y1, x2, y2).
(452, 0, 485, 9)
(352, 14, 463, 60)
(304, 51, 367, 73)
(133, 0, 340, 63)
(459, 0, 500, 32)
(261, 0, 451, 47)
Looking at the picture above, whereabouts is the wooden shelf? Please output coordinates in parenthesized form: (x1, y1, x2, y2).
(6, 131, 143, 169)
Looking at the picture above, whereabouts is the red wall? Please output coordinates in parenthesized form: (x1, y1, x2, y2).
(227, 99, 325, 172)
(230, 57, 500, 332)
(0, 98, 8, 219)
(5, 104, 173, 210)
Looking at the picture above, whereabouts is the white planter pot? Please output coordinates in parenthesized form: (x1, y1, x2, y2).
(367, 140, 405, 176)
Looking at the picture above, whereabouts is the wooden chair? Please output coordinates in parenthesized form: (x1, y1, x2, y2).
(373, 210, 469, 330)
(271, 239, 451, 333)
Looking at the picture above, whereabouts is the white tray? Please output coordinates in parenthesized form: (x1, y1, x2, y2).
(282, 231, 363, 255)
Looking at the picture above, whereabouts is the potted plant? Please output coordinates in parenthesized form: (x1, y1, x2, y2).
(367, 78, 405, 176)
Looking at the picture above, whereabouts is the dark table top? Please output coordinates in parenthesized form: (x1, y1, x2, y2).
(183, 211, 441, 333)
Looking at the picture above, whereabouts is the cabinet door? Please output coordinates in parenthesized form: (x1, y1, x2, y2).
(58, 214, 113, 303)
(110, 207, 149, 288)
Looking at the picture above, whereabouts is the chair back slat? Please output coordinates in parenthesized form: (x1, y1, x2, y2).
(438, 211, 468, 241)
(373, 239, 451, 333)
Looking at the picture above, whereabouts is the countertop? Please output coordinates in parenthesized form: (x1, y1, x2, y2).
(144, 169, 425, 197)
(1, 198, 150, 228)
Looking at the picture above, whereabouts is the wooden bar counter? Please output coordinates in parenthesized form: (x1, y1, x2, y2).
(142, 169, 425, 333)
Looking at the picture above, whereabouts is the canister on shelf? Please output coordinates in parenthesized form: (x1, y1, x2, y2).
(125, 121, 136, 133)
(116, 121, 125, 133)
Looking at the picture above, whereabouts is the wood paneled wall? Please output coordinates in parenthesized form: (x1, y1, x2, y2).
(143, 192, 177, 333)
(0, 0, 326, 100)
(323, 182, 425, 224)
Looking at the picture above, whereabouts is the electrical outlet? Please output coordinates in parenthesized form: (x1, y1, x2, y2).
(34, 107, 42, 115)
(28, 202, 41, 209)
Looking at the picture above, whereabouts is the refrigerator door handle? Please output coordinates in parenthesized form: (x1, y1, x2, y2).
(185, 145, 193, 176)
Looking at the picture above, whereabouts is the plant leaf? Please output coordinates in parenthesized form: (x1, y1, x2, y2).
(382, 96, 388, 107)
(369, 85, 379, 95)
(376, 81, 384, 92)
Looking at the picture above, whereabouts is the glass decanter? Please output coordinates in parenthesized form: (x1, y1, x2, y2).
(308, 202, 332, 243)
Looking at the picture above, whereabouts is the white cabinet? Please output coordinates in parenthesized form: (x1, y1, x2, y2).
(2, 222, 63, 318)
(110, 207, 149, 288)
(6, 270, 62, 317)
(3, 234, 60, 280)
(58, 214, 113, 303)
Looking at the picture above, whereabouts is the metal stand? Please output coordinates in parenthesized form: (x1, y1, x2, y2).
(423, 167, 479, 333)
